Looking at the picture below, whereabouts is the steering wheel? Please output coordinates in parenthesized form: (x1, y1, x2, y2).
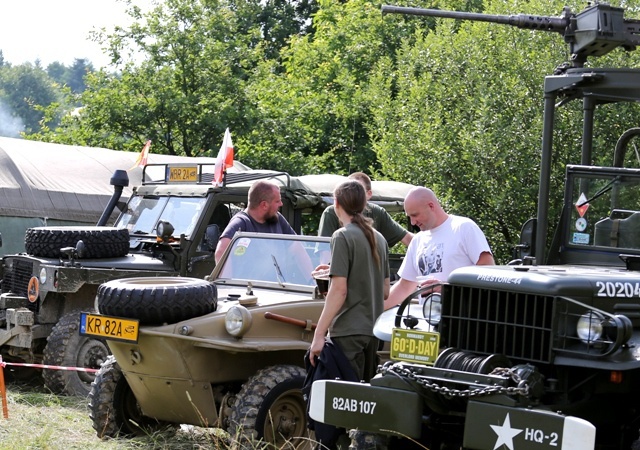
(394, 283, 443, 328)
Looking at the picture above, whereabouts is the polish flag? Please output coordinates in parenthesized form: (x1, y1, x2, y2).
(128, 140, 151, 170)
(213, 128, 234, 186)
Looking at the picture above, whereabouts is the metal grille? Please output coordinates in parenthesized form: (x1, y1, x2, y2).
(441, 285, 555, 364)
(2, 259, 33, 298)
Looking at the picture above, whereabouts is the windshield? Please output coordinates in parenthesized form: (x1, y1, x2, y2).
(116, 195, 208, 237)
(218, 235, 331, 286)
(569, 170, 640, 250)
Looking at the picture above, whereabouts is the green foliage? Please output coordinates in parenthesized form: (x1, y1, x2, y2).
(34, 0, 278, 155)
(0, 57, 93, 139)
(0, 63, 62, 134)
(244, 0, 424, 175)
(47, 58, 95, 94)
(368, 0, 640, 261)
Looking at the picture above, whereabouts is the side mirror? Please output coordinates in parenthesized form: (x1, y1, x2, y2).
(512, 218, 537, 263)
(203, 224, 220, 251)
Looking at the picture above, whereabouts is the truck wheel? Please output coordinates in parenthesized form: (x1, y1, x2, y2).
(348, 429, 389, 450)
(25, 226, 129, 258)
(42, 311, 109, 397)
(97, 277, 217, 325)
(229, 364, 311, 449)
(89, 355, 176, 438)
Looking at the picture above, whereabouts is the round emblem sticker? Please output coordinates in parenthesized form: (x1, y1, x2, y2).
(27, 276, 39, 303)
(575, 217, 587, 232)
(234, 246, 247, 256)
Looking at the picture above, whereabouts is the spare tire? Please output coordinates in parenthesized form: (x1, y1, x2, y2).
(25, 226, 130, 258)
(97, 277, 217, 325)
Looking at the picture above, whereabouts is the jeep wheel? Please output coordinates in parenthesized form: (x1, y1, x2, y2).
(25, 226, 129, 258)
(89, 355, 176, 438)
(42, 311, 109, 397)
(97, 277, 217, 325)
(229, 364, 312, 449)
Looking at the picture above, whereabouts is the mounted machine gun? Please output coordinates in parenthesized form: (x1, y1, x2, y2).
(382, 3, 640, 67)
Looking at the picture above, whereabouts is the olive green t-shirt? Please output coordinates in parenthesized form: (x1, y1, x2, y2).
(328, 223, 389, 337)
(319, 203, 407, 247)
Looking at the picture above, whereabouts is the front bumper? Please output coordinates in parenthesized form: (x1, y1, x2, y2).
(309, 379, 596, 450)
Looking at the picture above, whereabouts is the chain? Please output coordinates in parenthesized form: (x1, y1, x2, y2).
(380, 362, 530, 398)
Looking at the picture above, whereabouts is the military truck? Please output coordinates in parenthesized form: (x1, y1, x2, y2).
(308, 3, 640, 450)
(0, 162, 412, 397)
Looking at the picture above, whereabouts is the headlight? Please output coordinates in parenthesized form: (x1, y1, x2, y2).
(225, 305, 252, 337)
(422, 293, 441, 326)
(577, 311, 604, 344)
(39, 267, 47, 284)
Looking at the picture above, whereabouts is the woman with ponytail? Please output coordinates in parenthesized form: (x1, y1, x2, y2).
(308, 180, 390, 382)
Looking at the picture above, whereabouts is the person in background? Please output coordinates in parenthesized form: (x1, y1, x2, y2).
(318, 172, 413, 248)
(309, 180, 390, 382)
(214, 180, 295, 263)
(384, 186, 494, 310)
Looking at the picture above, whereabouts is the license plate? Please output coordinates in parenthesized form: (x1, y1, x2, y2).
(390, 328, 440, 364)
(166, 166, 198, 182)
(80, 313, 139, 343)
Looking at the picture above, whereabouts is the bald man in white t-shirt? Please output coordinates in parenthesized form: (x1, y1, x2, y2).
(384, 187, 494, 310)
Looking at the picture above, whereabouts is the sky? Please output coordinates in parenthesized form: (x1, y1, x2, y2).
(0, 0, 155, 68)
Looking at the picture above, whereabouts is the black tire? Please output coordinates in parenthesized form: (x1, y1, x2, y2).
(97, 277, 217, 325)
(42, 311, 110, 397)
(229, 364, 312, 449)
(349, 429, 390, 450)
(25, 226, 129, 258)
(89, 355, 177, 438)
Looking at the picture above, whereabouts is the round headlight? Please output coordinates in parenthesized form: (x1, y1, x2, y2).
(39, 267, 47, 284)
(577, 311, 604, 344)
(225, 305, 252, 337)
(422, 293, 441, 325)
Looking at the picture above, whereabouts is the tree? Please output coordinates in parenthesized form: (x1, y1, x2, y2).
(0, 63, 61, 134)
(367, 0, 640, 261)
(33, 0, 274, 155)
(258, 0, 318, 61)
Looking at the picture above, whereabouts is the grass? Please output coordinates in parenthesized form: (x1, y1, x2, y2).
(0, 380, 237, 450)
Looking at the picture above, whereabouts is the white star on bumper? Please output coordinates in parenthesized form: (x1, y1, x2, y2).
(490, 413, 523, 450)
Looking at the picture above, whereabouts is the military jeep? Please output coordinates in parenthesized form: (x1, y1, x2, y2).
(0, 162, 412, 397)
(85, 232, 330, 447)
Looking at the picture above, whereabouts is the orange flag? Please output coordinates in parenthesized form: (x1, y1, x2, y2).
(213, 128, 234, 186)
(128, 140, 151, 171)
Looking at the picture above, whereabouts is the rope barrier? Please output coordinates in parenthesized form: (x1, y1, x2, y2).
(0, 357, 100, 419)
(2, 361, 99, 373)
(0, 357, 8, 419)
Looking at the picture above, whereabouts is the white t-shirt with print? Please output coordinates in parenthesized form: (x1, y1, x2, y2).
(398, 215, 491, 282)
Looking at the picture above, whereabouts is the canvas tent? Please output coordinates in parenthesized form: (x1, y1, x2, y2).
(0, 137, 249, 256)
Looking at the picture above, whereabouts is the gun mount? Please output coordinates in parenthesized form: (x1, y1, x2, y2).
(382, 3, 640, 67)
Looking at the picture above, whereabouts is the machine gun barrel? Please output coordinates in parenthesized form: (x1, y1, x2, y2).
(382, 4, 640, 65)
(382, 5, 568, 34)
